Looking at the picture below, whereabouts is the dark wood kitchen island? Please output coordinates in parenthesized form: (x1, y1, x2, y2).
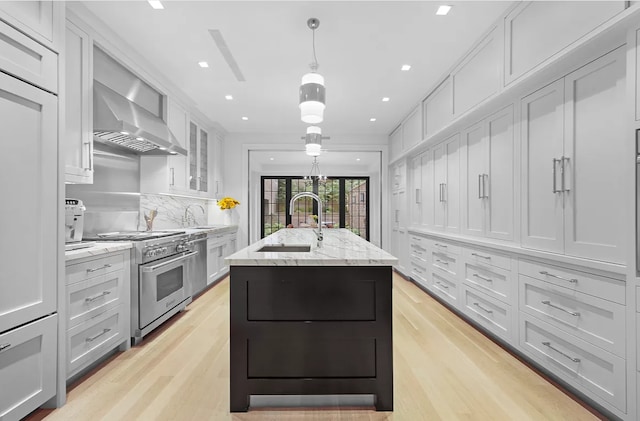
(226, 228, 397, 412)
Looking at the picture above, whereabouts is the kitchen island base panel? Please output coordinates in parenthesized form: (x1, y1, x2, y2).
(230, 265, 393, 412)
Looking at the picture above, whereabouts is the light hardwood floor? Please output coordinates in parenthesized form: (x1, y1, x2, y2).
(27, 273, 605, 421)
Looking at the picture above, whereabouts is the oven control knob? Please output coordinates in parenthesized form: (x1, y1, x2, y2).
(162, 247, 168, 253)
(176, 243, 187, 253)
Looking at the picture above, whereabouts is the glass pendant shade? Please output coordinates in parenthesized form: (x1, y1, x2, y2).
(299, 73, 326, 124)
(305, 126, 322, 156)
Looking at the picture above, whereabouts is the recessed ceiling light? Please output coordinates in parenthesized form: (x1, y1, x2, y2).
(356, 158, 361, 161)
(401, 64, 411, 71)
(148, 1, 164, 10)
(159, 147, 167, 150)
(225, 95, 233, 100)
(198, 61, 209, 68)
(370, 118, 377, 122)
(382, 97, 390, 102)
(135, 137, 144, 141)
(169, 151, 177, 155)
(241, 116, 249, 121)
(436, 5, 452, 16)
(269, 157, 275, 161)
(120, 131, 129, 135)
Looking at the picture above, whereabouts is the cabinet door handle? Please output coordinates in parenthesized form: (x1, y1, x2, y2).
(86, 328, 111, 343)
(541, 300, 580, 317)
(83, 141, 92, 171)
(482, 174, 489, 198)
(435, 281, 449, 289)
(85, 291, 112, 303)
(471, 252, 490, 259)
(478, 174, 483, 199)
(170, 167, 175, 186)
(416, 188, 421, 204)
(542, 341, 580, 363)
(472, 273, 492, 282)
(473, 302, 493, 314)
(0, 343, 10, 352)
(435, 259, 449, 265)
(561, 156, 570, 192)
(435, 243, 448, 249)
(86, 264, 112, 273)
(442, 183, 447, 202)
(539, 271, 578, 284)
(395, 210, 399, 222)
(552, 158, 561, 193)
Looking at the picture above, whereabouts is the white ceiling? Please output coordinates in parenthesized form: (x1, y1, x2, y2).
(80, 1, 512, 137)
(250, 150, 381, 173)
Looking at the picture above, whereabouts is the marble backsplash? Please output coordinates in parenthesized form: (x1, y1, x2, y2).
(140, 194, 212, 230)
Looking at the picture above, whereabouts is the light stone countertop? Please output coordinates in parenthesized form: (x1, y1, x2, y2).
(180, 225, 238, 236)
(226, 228, 397, 266)
(65, 242, 133, 261)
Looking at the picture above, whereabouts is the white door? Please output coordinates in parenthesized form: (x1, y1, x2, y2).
(485, 106, 514, 241)
(433, 144, 446, 230)
(462, 122, 486, 237)
(445, 134, 461, 233)
(421, 151, 434, 229)
(410, 156, 422, 227)
(521, 79, 565, 253)
(563, 47, 626, 264)
(0, 73, 57, 333)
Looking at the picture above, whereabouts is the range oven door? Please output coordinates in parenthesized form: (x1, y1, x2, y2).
(139, 251, 197, 328)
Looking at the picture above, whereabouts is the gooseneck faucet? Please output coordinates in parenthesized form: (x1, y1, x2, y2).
(183, 204, 206, 227)
(289, 192, 323, 244)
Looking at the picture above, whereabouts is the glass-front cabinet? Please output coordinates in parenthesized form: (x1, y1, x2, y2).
(189, 121, 209, 194)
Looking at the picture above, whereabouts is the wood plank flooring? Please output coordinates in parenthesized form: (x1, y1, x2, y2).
(26, 273, 605, 421)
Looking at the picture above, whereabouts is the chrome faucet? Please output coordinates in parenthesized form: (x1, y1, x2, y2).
(289, 192, 323, 244)
(183, 204, 205, 227)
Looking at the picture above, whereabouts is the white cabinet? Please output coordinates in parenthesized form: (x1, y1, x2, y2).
(521, 47, 626, 264)
(65, 251, 130, 379)
(64, 19, 93, 184)
(207, 229, 238, 285)
(423, 77, 453, 138)
(390, 160, 408, 274)
(189, 120, 211, 195)
(433, 134, 460, 232)
(462, 106, 514, 240)
(402, 106, 422, 151)
(0, 314, 57, 421)
(0, 1, 62, 53)
(409, 155, 422, 228)
(0, 72, 57, 334)
(389, 125, 402, 161)
(504, 1, 624, 84)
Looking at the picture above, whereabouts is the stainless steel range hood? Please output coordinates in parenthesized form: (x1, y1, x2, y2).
(93, 81, 187, 156)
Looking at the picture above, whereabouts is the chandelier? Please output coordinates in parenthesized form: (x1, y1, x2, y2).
(299, 18, 325, 124)
(303, 156, 327, 182)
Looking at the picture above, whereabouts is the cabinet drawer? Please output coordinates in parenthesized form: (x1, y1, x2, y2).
(461, 284, 512, 342)
(463, 247, 511, 270)
(463, 262, 511, 303)
(67, 269, 125, 329)
(0, 20, 57, 93)
(0, 314, 56, 421)
(431, 271, 458, 307)
(66, 253, 125, 285)
(520, 313, 625, 411)
(432, 250, 458, 278)
(518, 260, 625, 305)
(409, 241, 428, 260)
(520, 275, 625, 357)
(432, 240, 460, 255)
(67, 305, 126, 378)
(410, 260, 429, 287)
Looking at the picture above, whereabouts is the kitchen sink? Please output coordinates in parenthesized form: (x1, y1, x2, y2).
(256, 244, 311, 252)
(192, 226, 220, 229)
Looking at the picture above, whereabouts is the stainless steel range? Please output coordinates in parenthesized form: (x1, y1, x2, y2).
(85, 230, 196, 345)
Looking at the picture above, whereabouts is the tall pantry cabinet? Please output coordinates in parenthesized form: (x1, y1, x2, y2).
(0, 2, 62, 420)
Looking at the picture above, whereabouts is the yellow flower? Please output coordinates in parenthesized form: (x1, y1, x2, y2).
(218, 196, 240, 210)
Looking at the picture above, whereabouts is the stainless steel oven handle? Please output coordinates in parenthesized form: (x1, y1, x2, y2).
(142, 251, 198, 273)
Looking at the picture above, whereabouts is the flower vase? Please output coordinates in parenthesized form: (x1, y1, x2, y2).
(223, 209, 232, 225)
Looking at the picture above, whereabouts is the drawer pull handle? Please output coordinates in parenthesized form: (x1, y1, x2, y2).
(85, 291, 112, 303)
(541, 300, 580, 317)
(86, 264, 112, 273)
(473, 302, 493, 314)
(542, 341, 580, 363)
(539, 271, 578, 284)
(473, 273, 492, 282)
(471, 253, 490, 259)
(435, 281, 449, 289)
(435, 259, 449, 265)
(0, 343, 10, 352)
(435, 243, 448, 248)
(86, 328, 112, 343)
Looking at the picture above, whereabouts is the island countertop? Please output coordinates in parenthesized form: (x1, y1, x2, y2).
(226, 228, 397, 266)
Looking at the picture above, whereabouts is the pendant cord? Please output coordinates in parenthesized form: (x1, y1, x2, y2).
(311, 28, 319, 71)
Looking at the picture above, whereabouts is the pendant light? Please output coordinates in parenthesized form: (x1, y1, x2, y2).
(305, 126, 322, 156)
(303, 156, 327, 182)
(299, 18, 325, 124)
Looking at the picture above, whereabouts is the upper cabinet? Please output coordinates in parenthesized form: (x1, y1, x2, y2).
(521, 47, 626, 264)
(402, 106, 422, 151)
(189, 120, 210, 194)
(504, 1, 625, 84)
(423, 77, 453, 138)
(389, 125, 402, 162)
(452, 27, 501, 118)
(64, 19, 93, 184)
(0, 1, 63, 52)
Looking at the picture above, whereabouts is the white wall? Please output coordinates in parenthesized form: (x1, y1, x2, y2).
(224, 132, 389, 249)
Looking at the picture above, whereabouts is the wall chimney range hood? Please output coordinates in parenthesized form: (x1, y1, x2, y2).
(93, 81, 187, 156)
